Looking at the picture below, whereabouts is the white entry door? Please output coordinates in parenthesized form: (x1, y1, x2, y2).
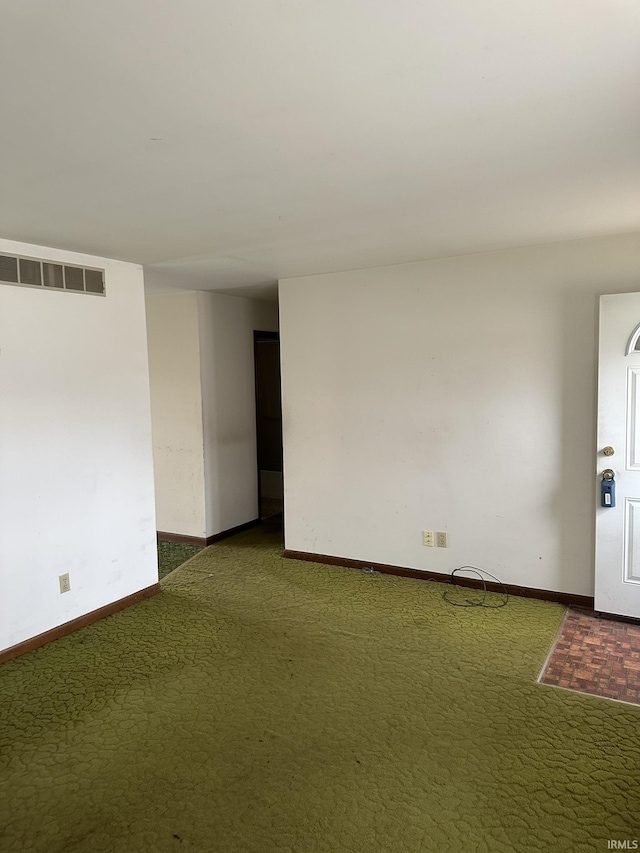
(595, 292, 640, 618)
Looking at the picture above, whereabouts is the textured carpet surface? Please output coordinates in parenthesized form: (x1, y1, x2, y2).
(157, 540, 204, 580)
(1, 527, 639, 852)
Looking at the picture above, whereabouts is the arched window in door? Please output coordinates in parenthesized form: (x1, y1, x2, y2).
(626, 323, 640, 355)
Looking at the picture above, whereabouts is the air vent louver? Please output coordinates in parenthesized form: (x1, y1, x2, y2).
(19, 259, 42, 286)
(64, 266, 84, 291)
(84, 269, 104, 294)
(0, 255, 18, 283)
(42, 262, 63, 289)
(0, 253, 105, 295)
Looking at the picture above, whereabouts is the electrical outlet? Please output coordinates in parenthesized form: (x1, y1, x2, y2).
(423, 530, 435, 547)
(436, 531, 448, 548)
(59, 573, 71, 594)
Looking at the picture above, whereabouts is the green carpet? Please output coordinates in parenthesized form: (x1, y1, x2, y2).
(157, 540, 204, 580)
(1, 527, 639, 852)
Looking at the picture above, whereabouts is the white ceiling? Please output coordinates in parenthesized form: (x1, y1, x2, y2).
(2, 1, 639, 300)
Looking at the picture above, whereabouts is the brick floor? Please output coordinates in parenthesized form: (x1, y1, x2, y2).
(540, 608, 640, 705)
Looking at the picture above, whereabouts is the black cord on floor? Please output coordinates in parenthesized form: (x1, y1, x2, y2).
(442, 566, 509, 608)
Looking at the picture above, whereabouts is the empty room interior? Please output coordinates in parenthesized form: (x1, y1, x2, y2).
(1, 2, 640, 851)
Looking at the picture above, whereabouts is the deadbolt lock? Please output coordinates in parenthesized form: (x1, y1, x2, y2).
(602, 446, 615, 456)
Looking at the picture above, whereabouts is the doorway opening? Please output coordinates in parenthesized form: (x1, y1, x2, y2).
(254, 331, 283, 521)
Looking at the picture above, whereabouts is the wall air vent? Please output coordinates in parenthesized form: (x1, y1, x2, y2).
(0, 253, 105, 296)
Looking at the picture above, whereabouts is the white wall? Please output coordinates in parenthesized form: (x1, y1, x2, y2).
(146, 291, 206, 537)
(0, 238, 157, 653)
(279, 232, 640, 597)
(197, 292, 279, 535)
(146, 287, 279, 539)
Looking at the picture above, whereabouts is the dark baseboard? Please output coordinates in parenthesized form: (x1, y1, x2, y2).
(205, 518, 261, 544)
(157, 518, 261, 548)
(0, 583, 161, 666)
(283, 549, 594, 609)
(157, 531, 209, 546)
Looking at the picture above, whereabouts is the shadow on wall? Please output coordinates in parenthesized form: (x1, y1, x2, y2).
(557, 287, 599, 597)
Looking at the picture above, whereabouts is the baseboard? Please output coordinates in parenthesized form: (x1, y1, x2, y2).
(157, 531, 209, 546)
(0, 583, 161, 666)
(157, 518, 261, 548)
(283, 549, 594, 609)
(205, 518, 261, 544)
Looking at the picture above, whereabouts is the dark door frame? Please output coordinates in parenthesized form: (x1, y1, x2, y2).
(253, 330, 282, 519)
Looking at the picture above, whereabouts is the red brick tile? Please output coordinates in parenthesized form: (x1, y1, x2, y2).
(541, 609, 640, 705)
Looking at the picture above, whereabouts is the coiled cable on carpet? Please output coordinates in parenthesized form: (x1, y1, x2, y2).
(442, 566, 509, 609)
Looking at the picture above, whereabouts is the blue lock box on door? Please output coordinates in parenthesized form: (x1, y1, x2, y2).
(601, 469, 615, 508)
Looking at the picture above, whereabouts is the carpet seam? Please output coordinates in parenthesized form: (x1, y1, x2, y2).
(159, 545, 212, 582)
